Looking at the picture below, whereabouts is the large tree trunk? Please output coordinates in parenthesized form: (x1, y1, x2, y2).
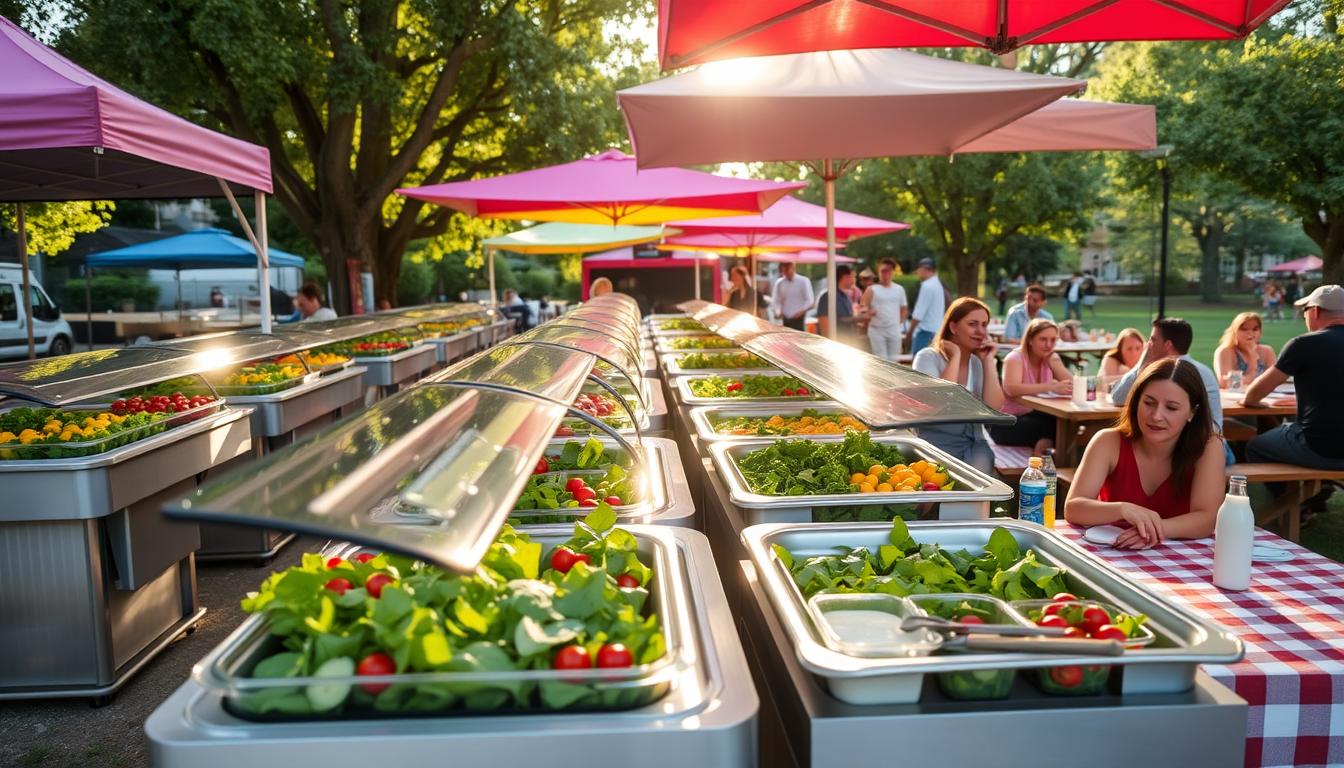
(1197, 218, 1224, 303)
(1305, 212, 1344, 286)
(951, 253, 980, 298)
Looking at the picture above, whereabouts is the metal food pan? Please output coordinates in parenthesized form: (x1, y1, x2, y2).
(193, 526, 696, 720)
(563, 379, 667, 435)
(377, 436, 694, 529)
(709, 435, 1013, 523)
(220, 366, 366, 437)
(742, 519, 1244, 698)
(355, 344, 438, 387)
(654, 335, 737, 355)
(659, 349, 776, 377)
(688, 402, 910, 442)
(209, 372, 319, 397)
(0, 399, 225, 461)
(673, 370, 824, 405)
(424, 331, 477, 364)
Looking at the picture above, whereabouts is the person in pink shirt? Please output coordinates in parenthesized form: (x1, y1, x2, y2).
(990, 318, 1073, 455)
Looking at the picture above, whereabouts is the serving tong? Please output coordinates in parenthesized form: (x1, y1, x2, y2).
(902, 615, 1124, 656)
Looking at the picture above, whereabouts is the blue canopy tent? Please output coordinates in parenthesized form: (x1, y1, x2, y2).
(86, 228, 305, 345)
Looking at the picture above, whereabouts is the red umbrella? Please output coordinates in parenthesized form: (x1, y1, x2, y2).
(657, 0, 1294, 68)
(1267, 255, 1323, 274)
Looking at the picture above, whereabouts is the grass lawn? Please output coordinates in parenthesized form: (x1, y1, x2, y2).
(1030, 293, 1303, 368)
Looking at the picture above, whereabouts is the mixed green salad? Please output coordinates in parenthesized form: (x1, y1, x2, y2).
(237, 508, 665, 717)
(687, 374, 820, 399)
(735, 431, 956, 497)
(657, 318, 707, 332)
(774, 518, 1070, 602)
(674, 351, 772, 370)
(664, 335, 735, 350)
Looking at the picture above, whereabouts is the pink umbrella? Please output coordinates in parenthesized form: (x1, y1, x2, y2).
(660, 231, 831, 254)
(1267, 255, 1323, 274)
(396, 148, 804, 226)
(757, 249, 856, 264)
(617, 50, 1156, 337)
(666, 195, 908, 241)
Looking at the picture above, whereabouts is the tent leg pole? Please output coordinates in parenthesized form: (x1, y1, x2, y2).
(85, 264, 93, 351)
(256, 191, 271, 333)
(488, 248, 497, 306)
(824, 160, 838, 340)
(17, 203, 34, 360)
(695, 258, 701, 299)
(176, 270, 182, 324)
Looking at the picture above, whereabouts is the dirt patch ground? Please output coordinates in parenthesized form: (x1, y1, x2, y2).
(0, 541, 313, 768)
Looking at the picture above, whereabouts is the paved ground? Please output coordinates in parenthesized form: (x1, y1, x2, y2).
(0, 540, 314, 768)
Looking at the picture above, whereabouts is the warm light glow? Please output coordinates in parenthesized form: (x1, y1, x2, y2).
(194, 348, 234, 371)
(699, 56, 773, 86)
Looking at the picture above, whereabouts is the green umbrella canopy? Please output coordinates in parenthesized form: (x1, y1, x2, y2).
(483, 222, 666, 254)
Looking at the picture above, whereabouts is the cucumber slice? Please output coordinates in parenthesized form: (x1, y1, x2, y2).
(305, 657, 355, 711)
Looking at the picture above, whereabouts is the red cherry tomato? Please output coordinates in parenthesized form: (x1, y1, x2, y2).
(957, 614, 985, 625)
(596, 643, 634, 668)
(324, 577, 353, 595)
(604, 495, 623, 506)
(781, 388, 795, 396)
(353, 552, 377, 564)
(1042, 602, 1066, 617)
(573, 552, 593, 568)
(1092, 624, 1128, 642)
(325, 557, 345, 569)
(1081, 606, 1112, 636)
(364, 573, 394, 598)
(1037, 614, 1069, 630)
(565, 478, 586, 494)
(550, 547, 580, 573)
(534, 458, 549, 474)
(1064, 626, 1087, 639)
(356, 652, 396, 694)
(553, 645, 591, 670)
(796, 387, 810, 395)
(616, 573, 640, 589)
(1051, 592, 1080, 603)
(578, 499, 599, 507)
(111, 399, 126, 410)
(923, 481, 941, 491)
(555, 425, 575, 437)
(572, 486, 597, 502)
(1050, 665, 1084, 688)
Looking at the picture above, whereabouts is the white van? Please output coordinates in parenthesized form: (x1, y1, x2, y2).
(0, 263, 74, 358)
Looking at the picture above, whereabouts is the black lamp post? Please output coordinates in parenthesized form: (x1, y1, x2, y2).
(1141, 145, 1175, 319)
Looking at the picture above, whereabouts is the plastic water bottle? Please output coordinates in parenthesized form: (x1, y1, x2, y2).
(1018, 457, 1046, 526)
(1041, 449, 1058, 528)
(1213, 475, 1254, 591)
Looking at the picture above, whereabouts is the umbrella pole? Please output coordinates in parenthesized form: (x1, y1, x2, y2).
(85, 264, 93, 351)
(257, 191, 272, 333)
(488, 247, 497, 305)
(695, 257, 701, 299)
(824, 159, 837, 340)
(176, 269, 182, 322)
(16, 203, 34, 360)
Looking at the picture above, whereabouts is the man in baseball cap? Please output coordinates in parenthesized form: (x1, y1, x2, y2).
(1244, 284, 1344, 471)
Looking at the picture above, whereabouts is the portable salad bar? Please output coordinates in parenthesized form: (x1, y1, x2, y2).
(142, 294, 759, 766)
(657, 301, 1250, 767)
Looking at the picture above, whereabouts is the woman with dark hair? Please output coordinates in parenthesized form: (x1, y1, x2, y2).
(1065, 358, 1226, 549)
(725, 264, 756, 314)
(911, 297, 1005, 473)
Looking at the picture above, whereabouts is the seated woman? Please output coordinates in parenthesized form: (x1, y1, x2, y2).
(1213, 311, 1276, 389)
(1064, 358, 1226, 549)
(1059, 319, 1082, 342)
(912, 297, 1005, 474)
(1099, 327, 1144, 380)
(990, 318, 1072, 455)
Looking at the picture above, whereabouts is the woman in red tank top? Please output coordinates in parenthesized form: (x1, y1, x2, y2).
(1065, 357, 1226, 549)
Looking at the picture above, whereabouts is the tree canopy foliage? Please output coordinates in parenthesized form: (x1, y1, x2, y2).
(58, 0, 649, 310)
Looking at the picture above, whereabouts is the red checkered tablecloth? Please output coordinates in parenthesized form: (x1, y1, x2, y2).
(1055, 522, 1344, 768)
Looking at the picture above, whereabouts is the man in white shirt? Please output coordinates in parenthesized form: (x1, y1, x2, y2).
(861, 258, 907, 360)
(905, 258, 945, 355)
(1001, 284, 1054, 342)
(1108, 317, 1231, 464)
(296, 282, 338, 323)
(1064, 271, 1084, 320)
(772, 262, 814, 331)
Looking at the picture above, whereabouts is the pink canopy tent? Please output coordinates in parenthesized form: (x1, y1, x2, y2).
(617, 49, 1158, 337)
(1267, 255, 1324, 274)
(656, 0, 1292, 68)
(0, 15, 276, 349)
(666, 195, 908, 241)
(660, 231, 830, 255)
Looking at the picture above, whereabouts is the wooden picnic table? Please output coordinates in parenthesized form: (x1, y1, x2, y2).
(1021, 390, 1297, 464)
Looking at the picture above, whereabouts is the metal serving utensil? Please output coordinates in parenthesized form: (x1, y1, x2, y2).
(902, 615, 1124, 656)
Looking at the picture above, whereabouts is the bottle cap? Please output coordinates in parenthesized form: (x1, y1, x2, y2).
(1230, 474, 1247, 484)
(1028, 456, 1042, 468)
